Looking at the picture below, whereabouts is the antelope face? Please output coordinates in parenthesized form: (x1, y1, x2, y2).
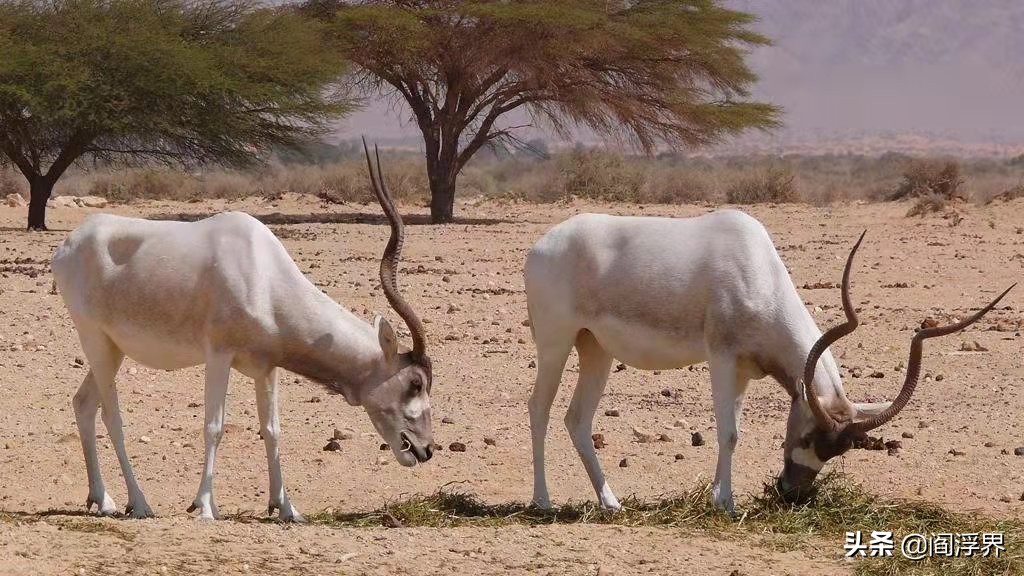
(777, 401, 857, 503)
(363, 354, 434, 467)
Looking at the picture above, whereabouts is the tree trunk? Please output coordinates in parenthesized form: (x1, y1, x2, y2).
(427, 160, 458, 224)
(26, 177, 54, 231)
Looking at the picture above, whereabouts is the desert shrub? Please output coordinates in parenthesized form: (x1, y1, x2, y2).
(641, 166, 715, 204)
(906, 193, 950, 216)
(890, 159, 966, 201)
(561, 150, 645, 202)
(0, 169, 26, 198)
(87, 169, 200, 203)
(725, 165, 799, 204)
(986, 182, 1024, 203)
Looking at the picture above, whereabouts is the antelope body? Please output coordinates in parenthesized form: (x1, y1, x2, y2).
(51, 143, 433, 521)
(525, 210, 1010, 512)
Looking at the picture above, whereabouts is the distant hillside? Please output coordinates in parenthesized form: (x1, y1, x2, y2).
(719, 0, 1024, 154)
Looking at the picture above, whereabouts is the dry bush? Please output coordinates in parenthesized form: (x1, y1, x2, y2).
(0, 168, 26, 198)
(561, 150, 646, 202)
(725, 165, 800, 204)
(906, 193, 951, 216)
(986, 182, 1024, 203)
(890, 159, 966, 201)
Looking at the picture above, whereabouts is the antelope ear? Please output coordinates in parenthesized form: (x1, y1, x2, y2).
(852, 401, 891, 421)
(374, 315, 399, 367)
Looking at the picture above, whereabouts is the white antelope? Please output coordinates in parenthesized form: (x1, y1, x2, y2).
(51, 142, 434, 521)
(525, 210, 1011, 512)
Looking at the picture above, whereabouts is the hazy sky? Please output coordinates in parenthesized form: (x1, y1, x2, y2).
(335, 1, 1024, 147)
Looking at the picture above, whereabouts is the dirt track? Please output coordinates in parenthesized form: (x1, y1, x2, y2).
(1, 195, 1021, 575)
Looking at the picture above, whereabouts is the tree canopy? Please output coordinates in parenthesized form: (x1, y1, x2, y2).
(308, 0, 780, 222)
(0, 0, 350, 229)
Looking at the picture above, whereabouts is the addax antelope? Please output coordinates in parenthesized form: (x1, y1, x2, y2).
(525, 210, 1012, 512)
(51, 140, 433, 521)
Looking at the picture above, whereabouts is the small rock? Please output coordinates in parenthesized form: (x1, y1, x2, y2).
(674, 453, 685, 461)
(948, 448, 966, 456)
(934, 373, 944, 381)
(902, 431, 915, 439)
(614, 363, 626, 372)
(528, 360, 536, 369)
(73, 357, 84, 366)
(449, 442, 467, 452)
(850, 368, 863, 378)
(1014, 447, 1024, 456)
(604, 409, 620, 417)
(521, 319, 531, 327)
(139, 436, 151, 444)
(691, 432, 705, 447)
(658, 433, 673, 443)
(921, 317, 940, 329)
(653, 370, 661, 375)
(323, 439, 342, 452)
(999, 495, 1013, 503)
(309, 396, 322, 404)
(660, 388, 672, 398)
(441, 416, 455, 424)
(960, 340, 988, 352)
(446, 303, 460, 314)
(632, 426, 656, 443)
(918, 420, 930, 429)
(673, 419, 689, 429)
(379, 443, 389, 451)
(869, 371, 884, 378)
(332, 429, 354, 441)
(618, 458, 629, 468)
(592, 433, 606, 449)
(984, 441, 995, 448)
(483, 436, 496, 446)
(187, 402, 202, 408)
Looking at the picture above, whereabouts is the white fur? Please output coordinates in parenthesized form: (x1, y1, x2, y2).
(525, 210, 856, 513)
(52, 211, 430, 521)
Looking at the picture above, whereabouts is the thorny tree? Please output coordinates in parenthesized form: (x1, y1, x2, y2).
(0, 0, 349, 230)
(307, 0, 780, 223)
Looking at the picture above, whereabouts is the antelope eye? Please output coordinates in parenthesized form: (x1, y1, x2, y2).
(410, 378, 423, 394)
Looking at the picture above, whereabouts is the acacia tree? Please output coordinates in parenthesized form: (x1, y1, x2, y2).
(308, 0, 779, 223)
(0, 0, 350, 230)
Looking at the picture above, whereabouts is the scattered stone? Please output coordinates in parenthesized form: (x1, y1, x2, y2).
(5, 193, 26, 208)
(869, 371, 885, 378)
(446, 303, 460, 314)
(690, 432, 705, 447)
(1014, 447, 1024, 456)
(528, 360, 536, 369)
(673, 419, 689, 429)
(850, 368, 863, 378)
(441, 416, 455, 424)
(614, 363, 626, 372)
(308, 396, 322, 404)
(984, 441, 995, 448)
(855, 436, 886, 450)
(918, 420, 930, 429)
(935, 374, 944, 381)
(948, 448, 966, 457)
(1001, 449, 1010, 455)
(999, 495, 1013, 503)
(483, 436, 496, 446)
(902, 431, 915, 439)
(632, 426, 656, 444)
(332, 429, 354, 441)
(187, 402, 201, 408)
(674, 453, 684, 461)
(379, 443, 389, 451)
(921, 317, 940, 329)
(139, 436, 151, 444)
(449, 442, 467, 452)
(323, 439, 342, 452)
(884, 440, 902, 455)
(75, 195, 108, 208)
(660, 388, 672, 398)
(521, 319, 531, 327)
(592, 433, 606, 449)
(73, 357, 84, 366)
(618, 458, 629, 468)
(604, 409, 620, 417)
(658, 433, 673, 443)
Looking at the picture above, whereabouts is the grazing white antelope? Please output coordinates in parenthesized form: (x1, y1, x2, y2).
(51, 141, 434, 521)
(525, 210, 1011, 512)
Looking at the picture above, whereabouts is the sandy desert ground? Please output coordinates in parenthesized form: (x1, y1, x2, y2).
(0, 194, 1021, 575)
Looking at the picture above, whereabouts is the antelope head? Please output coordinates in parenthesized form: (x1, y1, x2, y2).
(359, 138, 435, 467)
(777, 232, 1014, 502)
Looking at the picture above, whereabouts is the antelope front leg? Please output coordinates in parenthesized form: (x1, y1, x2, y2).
(255, 368, 303, 522)
(188, 351, 232, 520)
(73, 371, 117, 515)
(709, 354, 748, 515)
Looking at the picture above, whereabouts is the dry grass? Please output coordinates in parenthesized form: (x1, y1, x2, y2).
(8, 151, 1024, 210)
